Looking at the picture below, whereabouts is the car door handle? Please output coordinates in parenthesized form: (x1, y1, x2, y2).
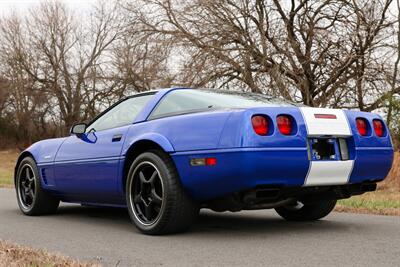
(112, 134, 123, 142)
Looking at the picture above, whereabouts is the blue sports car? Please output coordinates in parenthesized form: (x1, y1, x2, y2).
(15, 88, 394, 234)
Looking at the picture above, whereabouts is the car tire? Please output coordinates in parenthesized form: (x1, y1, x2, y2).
(15, 157, 59, 215)
(275, 200, 337, 221)
(126, 150, 199, 235)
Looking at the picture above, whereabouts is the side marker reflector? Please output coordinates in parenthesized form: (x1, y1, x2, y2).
(190, 157, 217, 166)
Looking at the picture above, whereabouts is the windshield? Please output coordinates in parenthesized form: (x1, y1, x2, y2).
(150, 89, 298, 119)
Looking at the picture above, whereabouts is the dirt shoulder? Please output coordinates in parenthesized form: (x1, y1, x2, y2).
(0, 240, 99, 267)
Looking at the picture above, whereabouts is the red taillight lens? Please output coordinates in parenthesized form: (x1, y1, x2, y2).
(373, 119, 384, 137)
(356, 118, 368, 136)
(206, 157, 217, 166)
(277, 115, 292, 135)
(252, 115, 268, 135)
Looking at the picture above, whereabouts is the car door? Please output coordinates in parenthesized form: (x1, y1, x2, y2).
(54, 94, 154, 203)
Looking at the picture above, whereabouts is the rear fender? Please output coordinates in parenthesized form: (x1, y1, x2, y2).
(218, 107, 308, 149)
(344, 110, 394, 183)
(121, 133, 175, 156)
(344, 110, 393, 148)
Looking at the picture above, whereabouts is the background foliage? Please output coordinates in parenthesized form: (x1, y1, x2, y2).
(0, 0, 400, 148)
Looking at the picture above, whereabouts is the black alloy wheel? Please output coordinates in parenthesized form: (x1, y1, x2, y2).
(16, 157, 59, 215)
(130, 161, 164, 225)
(126, 150, 199, 235)
(17, 164, 36, 210)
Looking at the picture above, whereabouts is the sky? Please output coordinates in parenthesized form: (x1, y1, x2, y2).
(0, 0, 98, 15)
(1, 0, 398, 16)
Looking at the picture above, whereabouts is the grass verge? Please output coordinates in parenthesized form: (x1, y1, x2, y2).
(336, 190, 400, 216)
(0, 240, 99, 267)
(0, 150, 17, 187)
(335, 152, 400, 215)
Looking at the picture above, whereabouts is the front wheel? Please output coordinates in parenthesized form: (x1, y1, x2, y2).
(275, 200, 337, 221)
(126, 150, 199, 235)
(16, 157, 59, 215)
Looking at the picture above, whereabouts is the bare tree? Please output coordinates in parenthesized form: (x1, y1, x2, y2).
(386, 0, 400, 127)
(1, 0, 399, 147)
(129, 0, 394, 108)
(0, 1, 126, 135)
(0, 0, 181, 145)
(0, 77, 9, 115)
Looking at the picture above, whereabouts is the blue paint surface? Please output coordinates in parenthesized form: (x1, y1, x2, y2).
(16, 88, 394, 204)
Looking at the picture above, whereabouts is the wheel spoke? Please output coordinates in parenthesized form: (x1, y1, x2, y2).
(139, 171, 147, 184)
(144, 203, 153, 221)
(150, 189, 162, 205)
(148, 171, 158, 184)
(20, 182, 27, 190)
(27, 189, 34, 199)
(25, 167, 31, 180)
(20, 189, 27, 203)
(134, 193, 142, 204)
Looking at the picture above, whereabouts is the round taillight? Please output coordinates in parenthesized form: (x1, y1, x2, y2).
(252, 115, 268, 135)
(356, 118, 368, 136)
(277, 115, 292, 135)
(373, 119, 384, 137)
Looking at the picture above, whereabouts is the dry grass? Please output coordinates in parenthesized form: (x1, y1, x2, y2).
(336, 190, 400, 216)
(0, 240, 100, 267)
(0, 150, 18, 187)
(379, 152, 400, 191)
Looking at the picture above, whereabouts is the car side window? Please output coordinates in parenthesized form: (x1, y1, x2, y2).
(87, 94, 153, 132)
(149, 89, 294, 120)
(149, 90, 215, 119)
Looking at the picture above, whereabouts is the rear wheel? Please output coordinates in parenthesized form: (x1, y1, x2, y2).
(16, 157, 59, 215)
(275, 200, 337, 221)
(126, 150, 199, 235)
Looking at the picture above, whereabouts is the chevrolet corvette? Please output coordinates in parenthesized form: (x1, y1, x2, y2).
(14, 88, 394, 234)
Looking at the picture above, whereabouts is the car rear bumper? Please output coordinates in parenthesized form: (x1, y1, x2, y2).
(171, 147, 393, 201)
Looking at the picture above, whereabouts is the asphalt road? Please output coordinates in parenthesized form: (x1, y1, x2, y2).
(0, 189, 399, 267)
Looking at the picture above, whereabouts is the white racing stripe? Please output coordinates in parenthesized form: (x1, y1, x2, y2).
(304, 160, 354, 186)
(300, 107, 352, 137)
(300, 107, 354, 186)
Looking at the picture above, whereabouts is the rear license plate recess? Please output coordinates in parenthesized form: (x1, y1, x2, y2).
(308, 138, 349, 161)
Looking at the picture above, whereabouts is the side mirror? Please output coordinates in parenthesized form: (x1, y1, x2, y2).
(70, 123, 87, 137)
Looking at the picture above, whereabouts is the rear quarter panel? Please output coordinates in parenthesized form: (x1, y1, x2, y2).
(123, 110, 233, 153)
(170, 107, 394, 200)
(171, 107, 312, 200)
(344, 110, 394, 183)
(219, 107, 308, 148)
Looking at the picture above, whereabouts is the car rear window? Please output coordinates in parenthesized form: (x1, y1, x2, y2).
(149, 89, 298, 119)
